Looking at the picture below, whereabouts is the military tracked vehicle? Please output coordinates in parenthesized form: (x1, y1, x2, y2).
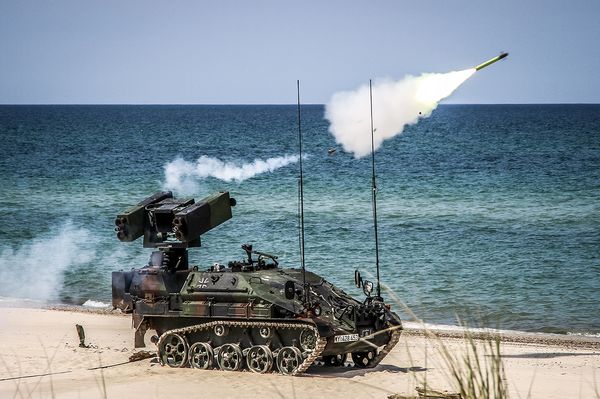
(112, 190, 402, 375)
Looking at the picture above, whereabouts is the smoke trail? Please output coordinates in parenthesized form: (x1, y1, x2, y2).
(163, 155, 300, 194)
(325, 68, 476, 158)
(0, 222, 95, 302)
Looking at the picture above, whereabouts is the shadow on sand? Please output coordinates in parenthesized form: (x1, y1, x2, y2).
(303, 363, 427, 378)
(498, 352, 600, 359)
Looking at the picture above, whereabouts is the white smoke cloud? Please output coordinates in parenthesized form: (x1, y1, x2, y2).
(164, 155, 300, 195)
(325, 69, 476, 158)
(0, 222, 95, 302)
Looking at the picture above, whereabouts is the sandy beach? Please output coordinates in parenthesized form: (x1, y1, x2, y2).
(0, 307, 598, 399)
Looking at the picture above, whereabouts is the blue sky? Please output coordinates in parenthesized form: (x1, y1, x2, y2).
(1, 0, 598, 104)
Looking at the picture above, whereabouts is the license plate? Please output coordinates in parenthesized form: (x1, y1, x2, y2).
(334, 334, 359, 343)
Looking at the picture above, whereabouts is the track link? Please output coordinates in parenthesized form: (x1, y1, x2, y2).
(156, 320, 327, 375)
(369, 324, 402, 367)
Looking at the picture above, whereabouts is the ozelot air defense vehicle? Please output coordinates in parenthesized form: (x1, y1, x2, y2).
(112, 191, 402, 375)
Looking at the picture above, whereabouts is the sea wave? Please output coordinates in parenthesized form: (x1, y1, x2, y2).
(403, 321, 600, 338)
(82, 299, 111, 308)
(567, 331, 600, 338)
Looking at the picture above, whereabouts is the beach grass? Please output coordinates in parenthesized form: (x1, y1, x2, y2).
(382, 279, 509, 399)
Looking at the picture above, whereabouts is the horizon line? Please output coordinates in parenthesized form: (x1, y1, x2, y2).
(1, 102, 599, 106)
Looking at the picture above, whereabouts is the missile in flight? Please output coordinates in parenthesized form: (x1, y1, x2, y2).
(474, 52, 509, 71)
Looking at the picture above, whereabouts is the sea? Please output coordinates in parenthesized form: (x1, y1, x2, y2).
(0, 104, 598, 337)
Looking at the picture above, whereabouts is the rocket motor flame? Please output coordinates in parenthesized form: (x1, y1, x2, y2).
(325, 68, 476, 158)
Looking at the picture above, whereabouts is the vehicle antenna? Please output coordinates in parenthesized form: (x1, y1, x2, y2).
(297, 80, 308, 303)
(369, 79, 381, 299)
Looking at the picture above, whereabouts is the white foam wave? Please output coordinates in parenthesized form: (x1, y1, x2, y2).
(403, 321, 516, 335)
(404, 321, 600, 338)
(82, 299, 111, 308)
(567, 331, 600, 338)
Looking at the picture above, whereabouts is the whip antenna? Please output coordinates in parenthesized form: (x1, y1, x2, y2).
(297, 80, 307, 303)
(369, 79, 381, 298)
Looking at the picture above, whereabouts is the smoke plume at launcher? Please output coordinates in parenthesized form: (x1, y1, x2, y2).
(163, 155, 301, 195)
(325, 53, 508, 158)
